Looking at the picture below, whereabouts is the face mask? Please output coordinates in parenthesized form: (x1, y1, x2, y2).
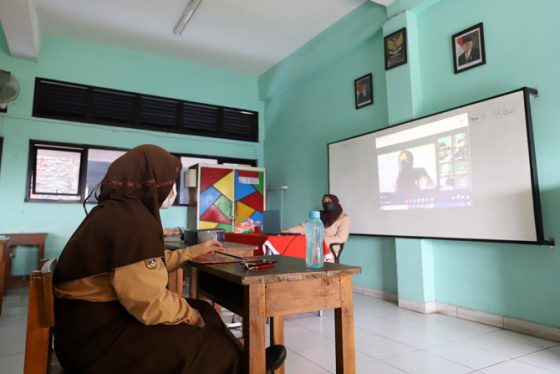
(323, 202, 335, 212)
(161, 184, 177, 209)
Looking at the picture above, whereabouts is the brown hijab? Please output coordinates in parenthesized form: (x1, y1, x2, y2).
(54, 145, 182, 284)
(320, 194, 343, 228)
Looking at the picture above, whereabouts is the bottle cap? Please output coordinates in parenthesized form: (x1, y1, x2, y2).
(309, 211, 320, 219)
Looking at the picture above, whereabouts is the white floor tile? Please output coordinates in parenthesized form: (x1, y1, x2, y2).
(297, 342, 375, 372)
(290, 314, 373, 339)
(383, 350, 472, 374)
(353, 312, 408, 334)
(0, 354, 24, 374)
(354, 334, 416, 359)
(461, 330, 556, 358)
(379, 327, 451, 349)
(425, 341, 510, 370)
(481, 359, 557, 374)
(357, 359, 408, 374)
(518, 346, 560, 373)
(419, 317, 499, 340)
(284, 323, 334, 351)
(284, 349, 328, 374)
(0, 336, 25, 356)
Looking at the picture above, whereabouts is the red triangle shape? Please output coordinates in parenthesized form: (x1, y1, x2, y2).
(200, 205, 231, 225)
(240, 191, 264, 212)
(200, 167, 233, 192)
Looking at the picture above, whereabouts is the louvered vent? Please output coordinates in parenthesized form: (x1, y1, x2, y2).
(183, 102, 219, 136)
(34, 80, 88, 120)
(33, 78, 258, 142)
(91, 89, 135, 125)
(223, 109, 258, 141)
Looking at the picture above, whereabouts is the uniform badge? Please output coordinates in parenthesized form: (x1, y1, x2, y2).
(145, 258, 158, 270)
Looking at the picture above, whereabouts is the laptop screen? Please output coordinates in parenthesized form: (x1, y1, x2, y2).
(262, 210, 281, 234)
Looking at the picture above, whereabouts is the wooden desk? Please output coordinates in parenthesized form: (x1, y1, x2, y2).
(163, 240, 258, 295)
(1, 233, 47, 288)
(0, 238, 9, 315)
(189, 255, 361, 374)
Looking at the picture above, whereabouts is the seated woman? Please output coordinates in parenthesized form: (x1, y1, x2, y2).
(283, 194, 351, 262)
(53, 144, 285, 374)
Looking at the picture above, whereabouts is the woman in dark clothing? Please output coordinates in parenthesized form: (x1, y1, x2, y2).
(53, 144, 285, 373)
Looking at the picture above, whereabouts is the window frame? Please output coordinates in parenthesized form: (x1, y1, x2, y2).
(25, 139, 258, 204)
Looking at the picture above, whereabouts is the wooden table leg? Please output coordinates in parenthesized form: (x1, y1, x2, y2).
(189, 267, 198, 299)
(270, 316, 285, 374)
(244, 283, 265, 374)
(334, 275, 356, 374)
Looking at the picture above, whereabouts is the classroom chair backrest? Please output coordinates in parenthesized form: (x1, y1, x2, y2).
(24, 259, 57, 374)
(329, 243, 345, 264)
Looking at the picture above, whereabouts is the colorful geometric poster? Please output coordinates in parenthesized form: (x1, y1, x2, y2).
(199, 167, 234, 231)
(234, 170, 265, 228)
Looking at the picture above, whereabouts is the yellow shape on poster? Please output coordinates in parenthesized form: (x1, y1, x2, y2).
(235, 201, 255, 225)
(199, 220, 218, 229)
(213, 171, 234, 202)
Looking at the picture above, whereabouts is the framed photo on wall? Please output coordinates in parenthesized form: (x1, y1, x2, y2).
(354, 73, 373, 109)
(384, 28, 407, 70)
(452, 23, 486, 74)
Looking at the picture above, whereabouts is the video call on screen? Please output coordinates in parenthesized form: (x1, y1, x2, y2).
(376, 113, 473, 210)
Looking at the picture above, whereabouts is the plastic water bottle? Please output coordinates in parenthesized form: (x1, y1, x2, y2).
(305, 211, 324, 269)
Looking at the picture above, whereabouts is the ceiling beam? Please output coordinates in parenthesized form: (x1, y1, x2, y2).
(371, 0, 395, 6)
(0, 0, 40, 60)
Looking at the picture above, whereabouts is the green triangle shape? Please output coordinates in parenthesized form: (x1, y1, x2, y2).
(217, 223, 233, 232)
(214, 195, 232, 220)
(254, 172, 264, 195)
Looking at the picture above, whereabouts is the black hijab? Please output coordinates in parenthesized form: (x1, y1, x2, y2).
(54, 145, 182, 284)
(320, 194, 343, 228)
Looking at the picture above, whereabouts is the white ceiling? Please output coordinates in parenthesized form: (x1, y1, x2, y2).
(31, 0, 375, 76)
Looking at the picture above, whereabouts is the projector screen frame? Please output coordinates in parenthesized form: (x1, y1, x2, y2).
(328, 87, 553, 246)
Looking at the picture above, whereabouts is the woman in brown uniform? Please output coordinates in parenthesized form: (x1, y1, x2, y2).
(53, 144, 285, 373)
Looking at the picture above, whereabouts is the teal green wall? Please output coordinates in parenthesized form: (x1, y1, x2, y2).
(0, 31, 264, 274)
(262, 0, 560, 328)
(260, 3, 397, 293)
(414, 0, 560, 327)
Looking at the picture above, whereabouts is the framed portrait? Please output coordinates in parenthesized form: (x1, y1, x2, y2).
(384, 28, 407, 70)
(452, 23, 486, 74)
(354, 73, 373, 109)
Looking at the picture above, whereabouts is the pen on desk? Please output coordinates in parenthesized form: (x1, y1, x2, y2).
(216, 251, 244, 260)
(248, 263, 275, 270)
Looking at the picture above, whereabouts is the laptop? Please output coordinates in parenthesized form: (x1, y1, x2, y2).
(262, 210, 289, 235)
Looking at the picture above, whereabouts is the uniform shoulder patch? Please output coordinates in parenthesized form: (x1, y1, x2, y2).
(145, 258, 158, 270)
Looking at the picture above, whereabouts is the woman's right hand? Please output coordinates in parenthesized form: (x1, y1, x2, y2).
(194, 310, 205, 328)
(188, 240, 223, 259)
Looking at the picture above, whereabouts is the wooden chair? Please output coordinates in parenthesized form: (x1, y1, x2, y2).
(24, 259, 64, 374)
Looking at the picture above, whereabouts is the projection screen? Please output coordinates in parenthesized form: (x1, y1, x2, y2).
(328, 88, 545, 243)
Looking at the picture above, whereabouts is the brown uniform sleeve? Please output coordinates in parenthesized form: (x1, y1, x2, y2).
(164, 248, 193, 272)
(111, 258, 200, 326)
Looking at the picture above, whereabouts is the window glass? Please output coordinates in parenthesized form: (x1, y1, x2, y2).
(178, 156, 218, 205)
(85, 148, 126, 202)
(30, 146, 83, 201)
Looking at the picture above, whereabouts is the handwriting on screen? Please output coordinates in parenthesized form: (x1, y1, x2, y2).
(470, 106, 516, 122)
